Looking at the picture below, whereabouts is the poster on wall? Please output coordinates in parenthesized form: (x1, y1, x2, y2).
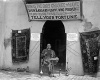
(67, 33, 78, 41)
(25, 1, 81, 21)
(31, 33, 40, 41)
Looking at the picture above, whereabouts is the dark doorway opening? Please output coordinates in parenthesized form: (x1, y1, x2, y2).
(40, 20, 66, 74)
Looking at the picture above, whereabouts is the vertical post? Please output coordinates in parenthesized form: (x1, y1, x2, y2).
(80, 0, 83, 21)
(65, 62, 69, 76)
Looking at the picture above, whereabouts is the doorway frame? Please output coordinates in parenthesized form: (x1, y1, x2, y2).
(39, 20, 67, 73)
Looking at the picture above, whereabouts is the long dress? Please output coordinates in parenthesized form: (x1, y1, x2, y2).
(41, 49, 56, 74)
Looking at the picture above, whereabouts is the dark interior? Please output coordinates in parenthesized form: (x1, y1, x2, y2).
(41, 20, 66, 73)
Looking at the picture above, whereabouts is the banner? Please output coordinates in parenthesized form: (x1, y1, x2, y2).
(26, 1, 81, 21)
(12, 28, 30, 63)
(80, 31, 100, 74)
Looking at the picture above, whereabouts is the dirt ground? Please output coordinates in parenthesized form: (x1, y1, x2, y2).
(0, 70, 99, 80)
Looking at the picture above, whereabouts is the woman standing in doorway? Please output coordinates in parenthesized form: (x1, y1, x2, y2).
(41, 44, 59, 76)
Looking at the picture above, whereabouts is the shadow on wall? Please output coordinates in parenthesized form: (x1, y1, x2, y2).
(83, 21, 99, 32)
(4, 38, 11, 49)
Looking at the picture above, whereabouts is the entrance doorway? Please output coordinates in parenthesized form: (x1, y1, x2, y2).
(40, 20, 66, 74)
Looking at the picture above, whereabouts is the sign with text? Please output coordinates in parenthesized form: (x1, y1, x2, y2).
(26, 1, 81, 20)
(67, 33, 78, 41)
(31, 33, 40, 41)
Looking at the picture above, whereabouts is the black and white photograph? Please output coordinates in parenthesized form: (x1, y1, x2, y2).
(0, 0, 100, 80)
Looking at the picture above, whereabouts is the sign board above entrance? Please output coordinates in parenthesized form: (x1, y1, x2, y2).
(26, 1, 81, 21)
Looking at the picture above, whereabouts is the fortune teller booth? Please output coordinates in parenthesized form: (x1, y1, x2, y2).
(1, 0, 100, 77)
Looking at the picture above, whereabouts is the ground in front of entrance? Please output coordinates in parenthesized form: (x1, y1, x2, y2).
(0, 70, 99, 80)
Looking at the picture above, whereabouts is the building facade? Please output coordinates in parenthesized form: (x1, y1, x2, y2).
(0, 0, 100, 77)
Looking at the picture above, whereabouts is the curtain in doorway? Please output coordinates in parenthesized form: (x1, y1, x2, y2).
(80, 30, 100, 75)
(11, 28, 30, 64)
